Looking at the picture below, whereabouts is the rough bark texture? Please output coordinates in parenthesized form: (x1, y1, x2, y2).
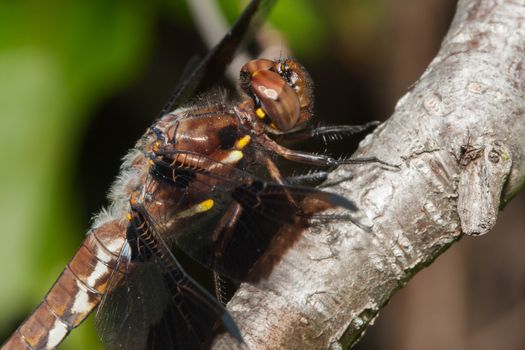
(213, 0, 525, 349)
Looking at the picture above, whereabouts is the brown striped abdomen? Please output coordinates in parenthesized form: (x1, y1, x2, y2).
(1, 220, 127, 350)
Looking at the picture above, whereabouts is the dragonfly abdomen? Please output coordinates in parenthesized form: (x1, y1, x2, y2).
(2, 220, 128, 350)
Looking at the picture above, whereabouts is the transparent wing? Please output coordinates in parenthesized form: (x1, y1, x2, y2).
(146, 150, 358, 283)
(160, 0, 276, 115)
(94, 220, 241, 350)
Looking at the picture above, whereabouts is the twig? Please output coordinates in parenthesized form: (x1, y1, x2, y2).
(212, 0, 525, 348)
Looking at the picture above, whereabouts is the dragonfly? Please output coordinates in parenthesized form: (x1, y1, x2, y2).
(1, 4, 385, 350)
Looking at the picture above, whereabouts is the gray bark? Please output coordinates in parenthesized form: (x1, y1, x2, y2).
(212, 0, 525, 348)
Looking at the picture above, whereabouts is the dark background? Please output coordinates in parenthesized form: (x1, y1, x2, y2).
(0, 1, 523, 349)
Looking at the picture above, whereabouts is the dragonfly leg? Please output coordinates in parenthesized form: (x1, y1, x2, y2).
(283, 121, 380, 142)
(260, 156, 300, 208)
(260, 134, 397, 167)
(284, 170, 329, 186)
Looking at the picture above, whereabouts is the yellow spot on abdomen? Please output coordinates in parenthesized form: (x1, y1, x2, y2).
(235, 135, 251, 149)
(176, 199, 215, 218)
(198, 199, 214, 212)
(255, 108, 266, 119)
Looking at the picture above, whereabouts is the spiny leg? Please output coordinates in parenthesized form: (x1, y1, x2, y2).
(259, 134, 398, 168)
(283, 121, 380, 143)
(284, 170, 329, 186)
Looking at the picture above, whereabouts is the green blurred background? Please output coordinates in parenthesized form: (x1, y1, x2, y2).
(0, 1, 523, 349)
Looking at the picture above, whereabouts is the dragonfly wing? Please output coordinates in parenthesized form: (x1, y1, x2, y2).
(161, 0, 277, 114)
(95, 260, 170, 350)
(94, 223, 241, 350)
(147, 151, 357, 283)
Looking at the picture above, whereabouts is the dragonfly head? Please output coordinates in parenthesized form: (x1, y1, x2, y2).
(240, 58, 314, 134)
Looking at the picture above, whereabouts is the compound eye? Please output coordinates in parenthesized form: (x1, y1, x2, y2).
(251, 70, 300, 131)
(241, 59, 274, 75)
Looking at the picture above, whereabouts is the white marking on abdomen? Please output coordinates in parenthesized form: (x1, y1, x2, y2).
(70, 281, 96, 315)
(46, 318, 68, 349)
(86, 260, 109, 287)
(221, 150, 243, 164)
(104, 237, 126, 254)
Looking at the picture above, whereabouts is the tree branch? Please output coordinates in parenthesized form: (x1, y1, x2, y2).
(212, 0, 525, 348)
